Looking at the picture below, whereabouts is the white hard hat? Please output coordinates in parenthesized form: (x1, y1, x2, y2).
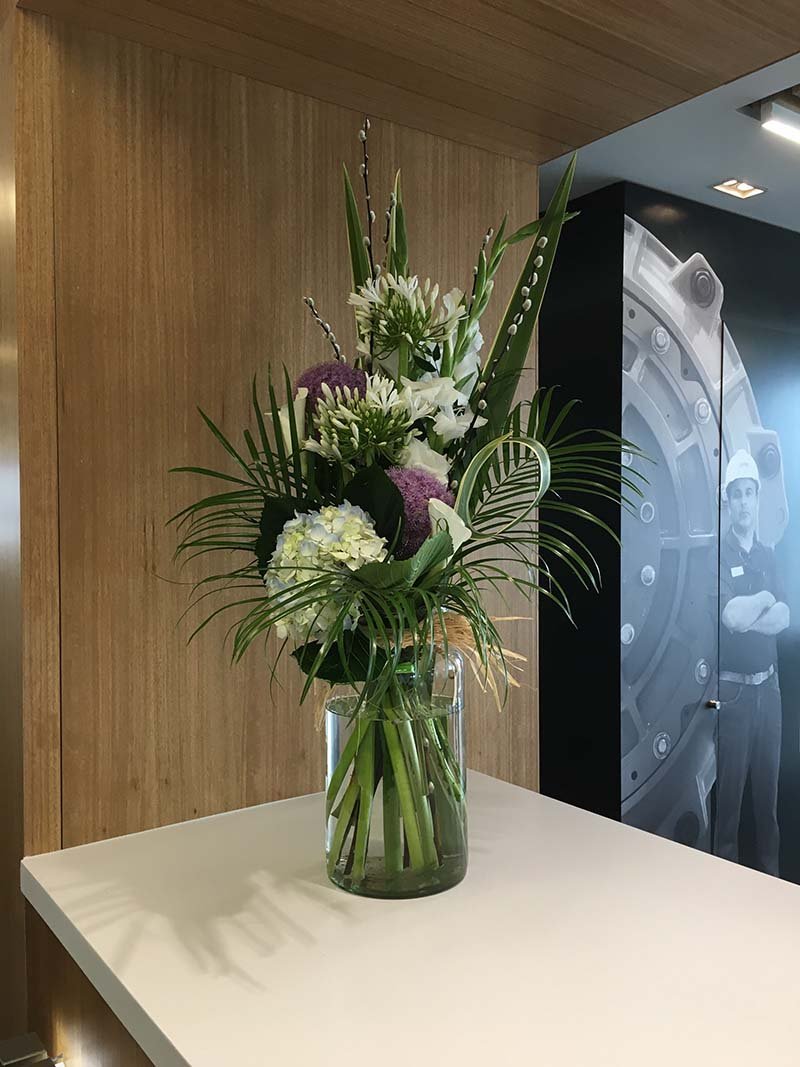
(724, 449, 760, 494)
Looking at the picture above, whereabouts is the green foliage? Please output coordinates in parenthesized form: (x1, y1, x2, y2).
(170, 138, 643, 710)
(343, 464, 404, 549)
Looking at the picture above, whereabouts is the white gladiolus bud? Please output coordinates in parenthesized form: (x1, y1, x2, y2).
(478, 399, 487, 410)
(522, 299, 532, 311)
(358, 129, 367, 142)
(534, 255, 544, 268)
(369, 210, 376, 222)
(508, 323, 518, 336)
(536, 236, 548, 248)
(521, 286, 530, 297)
(531, 272, 539, 285)
(363, 236, 370, 247)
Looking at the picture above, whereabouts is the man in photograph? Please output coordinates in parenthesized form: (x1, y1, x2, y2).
(715, 449, 790, 876)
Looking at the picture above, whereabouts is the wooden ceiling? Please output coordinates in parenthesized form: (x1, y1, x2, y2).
(17, 0, 800, 162)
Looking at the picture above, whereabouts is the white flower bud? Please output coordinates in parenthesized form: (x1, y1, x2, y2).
(536, 236, 548, 248)
(363, 236, 371, 247)
(478, 399, 487, 410)
(369, 210, 376, 222)
(329, 334, 336, 344)
(359, 163, 366, 176)
(358, 129, 367, 142)
(531, 272, 539, 285)
(522, 299, 532, 312)
(521, 286, 530, 297)
(507, 323, 518, 336)
(365, 117, 371, 130)
(534, 255, 544, 268)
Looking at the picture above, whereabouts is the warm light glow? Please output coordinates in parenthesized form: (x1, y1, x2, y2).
(761, 100, 800, 145)
(762, 118, 800, 144)
(712, 179, 766, 200)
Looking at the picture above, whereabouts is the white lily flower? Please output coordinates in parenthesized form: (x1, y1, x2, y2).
(401, 436, 450, 485)
(428, 498, 471, 554)
(399, 375, 464, 420)
(268, 387, 308, 450)
(433, 405, 486, 444)
(453, 323, 484, 397)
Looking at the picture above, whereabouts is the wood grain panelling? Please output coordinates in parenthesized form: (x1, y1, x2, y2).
(0, 0, 26, 1035)
(17, 10, 62, 859)
(15, 0, 800, 163)
(27, 905, 154, 1066)
(35, 19, 537, 849)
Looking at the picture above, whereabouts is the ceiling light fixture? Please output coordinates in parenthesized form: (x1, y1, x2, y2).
(761, 98, 800, 145)
(712, 179, 766, 200)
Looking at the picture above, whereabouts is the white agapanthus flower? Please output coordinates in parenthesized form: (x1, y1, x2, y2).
(305, 374, 412, 468)
(348, 273, 465, 361)
(264, 502, 386, 641)
(401, 436, 451, 485)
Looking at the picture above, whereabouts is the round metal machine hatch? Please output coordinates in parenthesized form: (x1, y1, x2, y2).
(620, 216, 787, 849)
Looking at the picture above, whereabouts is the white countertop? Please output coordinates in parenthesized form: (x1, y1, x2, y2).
(21, 771, 800, 1066)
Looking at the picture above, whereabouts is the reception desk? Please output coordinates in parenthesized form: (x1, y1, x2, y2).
(21, 772, 800, 1065)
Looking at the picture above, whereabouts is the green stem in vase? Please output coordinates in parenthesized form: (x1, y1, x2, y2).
(326, 721, 362, 818)
(381, 731, 403, 875)
(396, 718, 439, 869)
(327, 773, 360, 877)
(382, 719, 426, 870)
(351, 722, 376, 883)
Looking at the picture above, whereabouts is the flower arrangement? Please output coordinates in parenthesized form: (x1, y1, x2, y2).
(172, 121, 641, 897)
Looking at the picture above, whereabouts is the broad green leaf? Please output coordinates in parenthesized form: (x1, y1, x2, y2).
(354, 530, 452, 590)
(473, 154, 577, 449)
(343, 464, 405, 550)
(386, 170, 408, 277)
(343, 164, 371, 293)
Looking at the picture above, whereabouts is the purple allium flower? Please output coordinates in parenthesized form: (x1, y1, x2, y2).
(295, 362, 367, 411)
(387, 467, 455, 559)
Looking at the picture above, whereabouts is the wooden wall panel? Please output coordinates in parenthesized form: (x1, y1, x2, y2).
(16, 0, 800, 163)
(38, 18, 538, 850)
(0, 0, 26, 1036)
(27, 905, 154, 1066)
(17, 9, 61, 859)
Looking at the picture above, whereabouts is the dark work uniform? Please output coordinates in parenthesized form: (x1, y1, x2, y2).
(716, 528, 783, 876)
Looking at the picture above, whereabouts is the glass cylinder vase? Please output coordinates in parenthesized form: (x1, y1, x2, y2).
(324, 651, 467, 899)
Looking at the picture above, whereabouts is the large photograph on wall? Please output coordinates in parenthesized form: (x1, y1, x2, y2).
(621, 186, 796, 881)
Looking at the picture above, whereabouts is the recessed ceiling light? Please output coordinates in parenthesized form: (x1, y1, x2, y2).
(712, 179, 766, 199)
(761, 99, 800, 145)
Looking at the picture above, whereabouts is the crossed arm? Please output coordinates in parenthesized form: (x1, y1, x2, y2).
(722, 590, 791, 636)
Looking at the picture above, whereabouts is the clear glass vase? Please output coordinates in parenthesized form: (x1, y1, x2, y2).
(325, 651, 467, 899)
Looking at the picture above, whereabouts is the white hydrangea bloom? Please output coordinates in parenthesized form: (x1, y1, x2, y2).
(264, 502, 386, 641)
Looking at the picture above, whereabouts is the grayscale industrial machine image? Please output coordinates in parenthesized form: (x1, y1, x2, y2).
(620, 216, 788, 848)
